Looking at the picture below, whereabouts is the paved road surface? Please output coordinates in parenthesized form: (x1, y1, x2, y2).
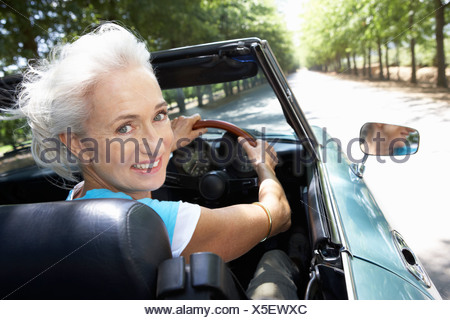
(288, 70, 450, 299)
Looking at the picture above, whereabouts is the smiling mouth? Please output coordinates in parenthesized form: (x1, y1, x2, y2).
(132, 158, 160, 170)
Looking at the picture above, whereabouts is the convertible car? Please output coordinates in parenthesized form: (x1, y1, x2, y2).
(0, 38, 441, 300)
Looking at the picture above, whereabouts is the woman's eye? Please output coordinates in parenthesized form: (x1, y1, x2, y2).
(117, 124, 132, 134)
(154, 111, 167, 122)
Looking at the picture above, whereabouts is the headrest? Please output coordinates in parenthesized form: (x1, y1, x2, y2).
(0, 199, 172, 299)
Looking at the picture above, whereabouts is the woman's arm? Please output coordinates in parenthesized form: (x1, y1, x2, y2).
(181, 138, 291, 262)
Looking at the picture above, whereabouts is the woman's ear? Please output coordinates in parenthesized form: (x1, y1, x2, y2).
(59, 132, 83, 159)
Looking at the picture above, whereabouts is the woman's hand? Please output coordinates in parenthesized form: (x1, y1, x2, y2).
(238, 137, 278, 173)
(171, 114, 207, 151)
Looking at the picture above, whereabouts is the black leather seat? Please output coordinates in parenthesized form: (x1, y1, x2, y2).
(0, 199, 172, 299)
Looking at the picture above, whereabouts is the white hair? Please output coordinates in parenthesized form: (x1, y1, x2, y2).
(3, 22, 154, 183)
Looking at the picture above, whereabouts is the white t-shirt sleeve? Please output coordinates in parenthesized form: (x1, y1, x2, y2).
(171, 201, 201, 257)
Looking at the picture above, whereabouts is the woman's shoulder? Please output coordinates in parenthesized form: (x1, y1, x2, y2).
(66, 184, 199, 215)
(80, 188, 134, 200)
(66, 183, 134, 201)
(77, 188, 181, 209)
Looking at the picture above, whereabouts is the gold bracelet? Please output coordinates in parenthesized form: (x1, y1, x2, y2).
(253, 202, 272, 242)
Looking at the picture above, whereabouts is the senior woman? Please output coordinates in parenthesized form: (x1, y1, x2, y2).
(8, 23, 298, 299)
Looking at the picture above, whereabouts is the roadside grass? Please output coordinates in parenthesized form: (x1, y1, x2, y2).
(0, 144, 13, 156)
(0, 140, 31, 157)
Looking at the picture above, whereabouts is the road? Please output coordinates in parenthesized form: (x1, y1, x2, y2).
(288, 70, 450, 299)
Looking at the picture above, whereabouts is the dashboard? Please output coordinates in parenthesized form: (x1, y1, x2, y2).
(172, 133, 256, 179)
(161, 131, 305, 207)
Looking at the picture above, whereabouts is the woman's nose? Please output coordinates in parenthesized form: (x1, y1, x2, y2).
(138, 127, 163, 156)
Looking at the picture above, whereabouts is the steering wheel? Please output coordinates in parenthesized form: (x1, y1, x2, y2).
(165, 119, 258, 202)
(192, 119, 257, 147)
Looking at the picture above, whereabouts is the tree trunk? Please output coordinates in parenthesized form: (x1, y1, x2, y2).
(410, 37, 417, 84)
(363, 48, 367, 76)
(243, 79, 249, 90)
(22, 25, 38, 58)
(395, 41, 401, 81)
(224, 82, 232, 97)
(107, 0, 118, 20)
(385, 44, 390, 81)
(409, 0, 417, 84)
(224, 83, 229, 97)
(377, 37, 384, 80)
(368, 45, 372, 79)
(206, 85, 214, 103)
(196, 86, 203, 108)
(176, 88, 186, 112)
(353, 52, 358, 76)
(435, 0, 448, 88)
(346, 53, 351, 74)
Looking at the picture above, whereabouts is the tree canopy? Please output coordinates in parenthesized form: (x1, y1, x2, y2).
(0, 0, 298, 75)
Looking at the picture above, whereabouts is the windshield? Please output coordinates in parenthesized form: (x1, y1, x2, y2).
(162, 67, 296, 139)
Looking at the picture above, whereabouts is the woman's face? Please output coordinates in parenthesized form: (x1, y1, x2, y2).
(365, 123, 414, 155)
(76, 67, 173, 199)
(381, 124, 414, 150)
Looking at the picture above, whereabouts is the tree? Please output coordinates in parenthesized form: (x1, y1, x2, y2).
(205, 0, 298, 73)
(435, 0, 448, 88)
(409, 0, 418, 83)
(0, 1, 105, 74)
(0, 119, 29, 149)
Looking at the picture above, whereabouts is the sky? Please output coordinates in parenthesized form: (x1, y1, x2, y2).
(274, 0, 309, 32)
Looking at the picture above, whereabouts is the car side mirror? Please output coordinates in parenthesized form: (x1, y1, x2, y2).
(359, 122, 420, 156)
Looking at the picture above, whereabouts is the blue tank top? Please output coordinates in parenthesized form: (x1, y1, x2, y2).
(67, 188, 179, 244)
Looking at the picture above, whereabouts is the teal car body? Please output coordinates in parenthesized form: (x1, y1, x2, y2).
(313, 127, 441, 299)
